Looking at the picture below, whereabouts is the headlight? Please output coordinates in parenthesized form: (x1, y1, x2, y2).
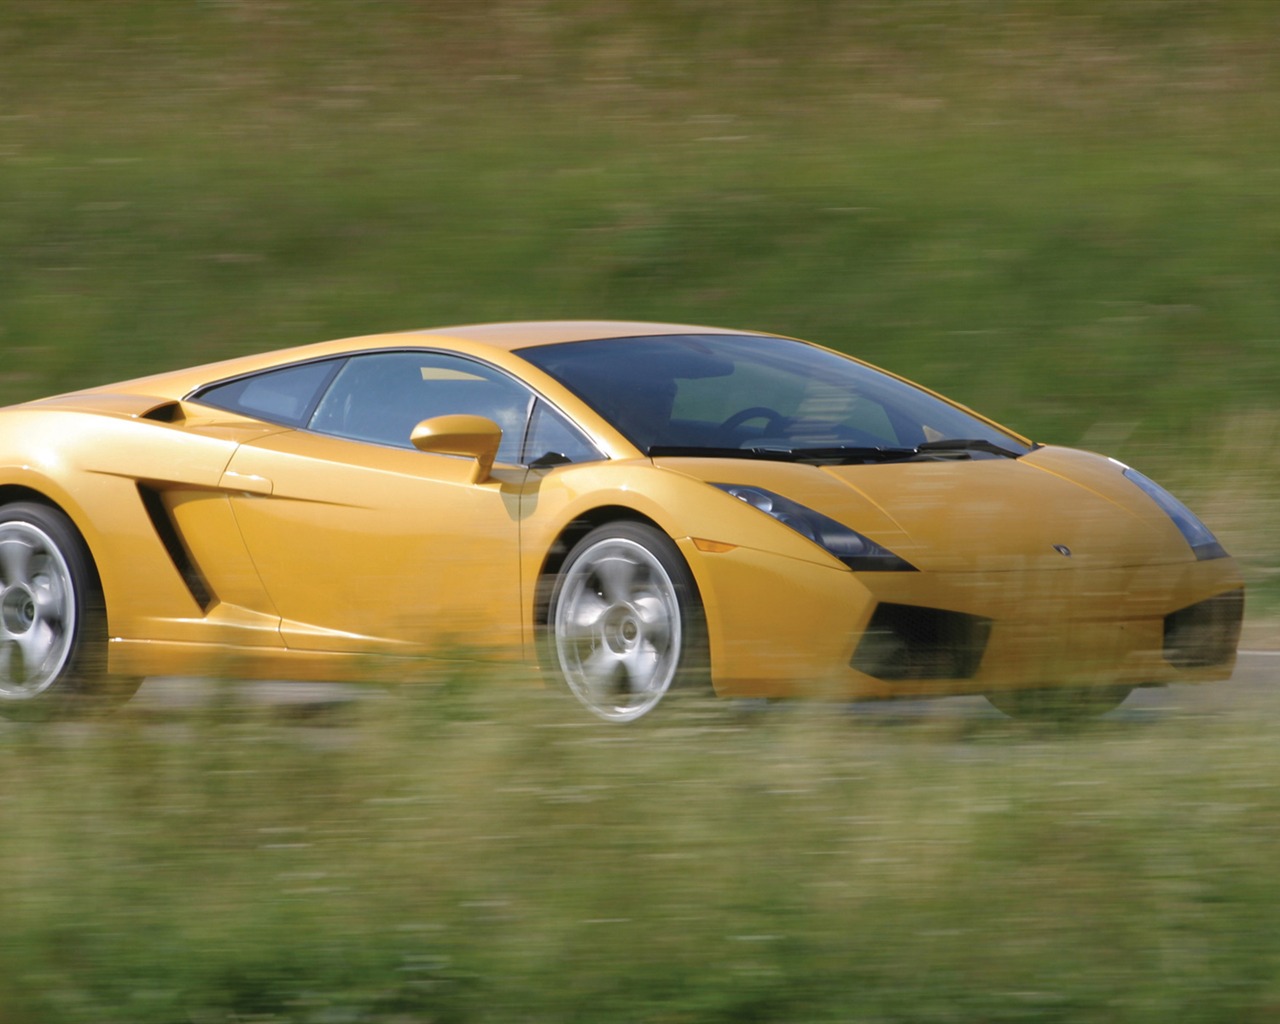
(712, 484, 916, 571)
(1123, 468, 1227, 560)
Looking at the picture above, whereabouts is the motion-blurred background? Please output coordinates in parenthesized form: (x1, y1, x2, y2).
(5, 0, 1277, 611)
(3, 3, 1280, 1021)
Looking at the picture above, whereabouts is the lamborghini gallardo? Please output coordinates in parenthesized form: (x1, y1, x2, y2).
(0, 321, 1243, 721)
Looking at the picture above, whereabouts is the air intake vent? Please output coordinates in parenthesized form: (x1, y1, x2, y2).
(137, 485, 214, 611)
(140, 401, 185, 423)
(852, 604, 992, 681)
(1164, 589, 1244, 668)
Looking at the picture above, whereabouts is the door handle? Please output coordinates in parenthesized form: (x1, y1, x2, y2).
(220, 470, 273, 496)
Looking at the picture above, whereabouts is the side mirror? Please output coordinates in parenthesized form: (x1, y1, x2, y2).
(410, 414, 503, 482)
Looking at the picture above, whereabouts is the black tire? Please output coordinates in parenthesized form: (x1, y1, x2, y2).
(985, 685, 1132, 722)
(546, 521, 708, 722)
(0, 502, 140, 720)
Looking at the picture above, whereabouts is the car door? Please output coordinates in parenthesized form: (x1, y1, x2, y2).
(220, 350, 536, 657)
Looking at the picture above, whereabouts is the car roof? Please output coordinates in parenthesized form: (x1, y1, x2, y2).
(412, 320, 763, 352)
(53, 320, 773, 403)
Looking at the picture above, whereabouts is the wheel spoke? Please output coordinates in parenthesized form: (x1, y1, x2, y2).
(593, 554, 638, 605)
(2, 640, 21, 684)
(33, 589, 67, 628)
(581, 645, 624, 699)
(562, 589, 609, 640)
(621, 645, 661, 695)
(14, 621, 56, 681)
(632, 595, 672, 652)
(0, 536, 34, 586)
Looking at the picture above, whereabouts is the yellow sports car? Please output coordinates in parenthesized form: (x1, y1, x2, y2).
(0, 321, 1243, 721)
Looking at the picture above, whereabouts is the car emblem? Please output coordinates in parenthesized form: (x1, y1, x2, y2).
(1053, 544, 1072, 558)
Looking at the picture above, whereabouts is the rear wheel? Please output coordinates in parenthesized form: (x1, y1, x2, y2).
(548, 522, 707, 723)
(986, 685, 1132, 721)
(0, 503, 139, 720)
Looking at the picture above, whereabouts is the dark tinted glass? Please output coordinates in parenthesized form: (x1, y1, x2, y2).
(192, 359, 341, 426)
(523, 399, 603, 465)
(308, 351, 534, 463)
(519, 334, 1030, 455)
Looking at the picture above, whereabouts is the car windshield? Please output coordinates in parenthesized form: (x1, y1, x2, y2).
(517, 333, 1031, 461)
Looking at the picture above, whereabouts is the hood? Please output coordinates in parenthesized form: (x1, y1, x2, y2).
(656, 446, 1195, 572)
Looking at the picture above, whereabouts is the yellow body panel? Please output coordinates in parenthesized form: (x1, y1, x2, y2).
(689, 547, 1238, 698)
(0, 320, 1244, 709)
(221, 432, 526, 654)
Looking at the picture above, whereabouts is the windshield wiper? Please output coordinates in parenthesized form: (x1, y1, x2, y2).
(648, 439, 1030, 464)
(647, 444, 918, 464)
(915, 438, 1026, 458)
(749, 444, 921, 464)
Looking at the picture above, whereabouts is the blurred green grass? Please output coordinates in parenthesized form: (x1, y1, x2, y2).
(3, 1, 1278, 606)
(3, 4, 1280, 1018)
(4, 1, 1278, 425)
(5, 679, 1280, 1023)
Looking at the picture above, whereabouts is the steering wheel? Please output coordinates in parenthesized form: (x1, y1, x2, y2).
(719, 406, 788, 436)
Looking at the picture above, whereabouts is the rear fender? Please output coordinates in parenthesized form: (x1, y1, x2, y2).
(0, 408, 276, 646)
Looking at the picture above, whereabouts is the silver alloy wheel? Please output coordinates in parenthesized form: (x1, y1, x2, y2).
(0, 521, 78, 700)
(553, 536, 684, 722)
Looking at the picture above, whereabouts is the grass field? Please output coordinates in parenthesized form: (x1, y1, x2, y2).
(3, 0, 1278, 603)
(5, 679, 1280, 1023)
(2, 1, 1280, 1019)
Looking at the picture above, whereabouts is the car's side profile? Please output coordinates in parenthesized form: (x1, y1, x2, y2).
(0, 321, 1244, 721)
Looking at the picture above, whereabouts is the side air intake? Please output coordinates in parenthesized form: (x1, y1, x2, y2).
(137, 485, 214, 611)
(1164, 589, 1244, 668)
(852, 604, 992, 681)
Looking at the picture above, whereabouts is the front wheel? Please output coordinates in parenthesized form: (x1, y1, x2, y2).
(985, 685, 1132, 722)
(547, 522, 707, 723)
(0, 502, 139, 720)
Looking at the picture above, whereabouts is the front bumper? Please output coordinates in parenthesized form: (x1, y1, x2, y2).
(683, 541, 1244, 700)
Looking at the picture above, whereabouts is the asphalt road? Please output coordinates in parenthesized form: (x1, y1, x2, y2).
(127, 649, 1278, 722)
(842, 647, 1279, 724)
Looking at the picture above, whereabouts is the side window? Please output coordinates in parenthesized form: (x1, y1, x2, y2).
(192, 359, 342, 426)
(523, 400, 604, 465)
(308, 351, 534, 464)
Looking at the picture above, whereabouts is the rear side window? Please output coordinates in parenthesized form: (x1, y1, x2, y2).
(192, 359, 342, 426)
